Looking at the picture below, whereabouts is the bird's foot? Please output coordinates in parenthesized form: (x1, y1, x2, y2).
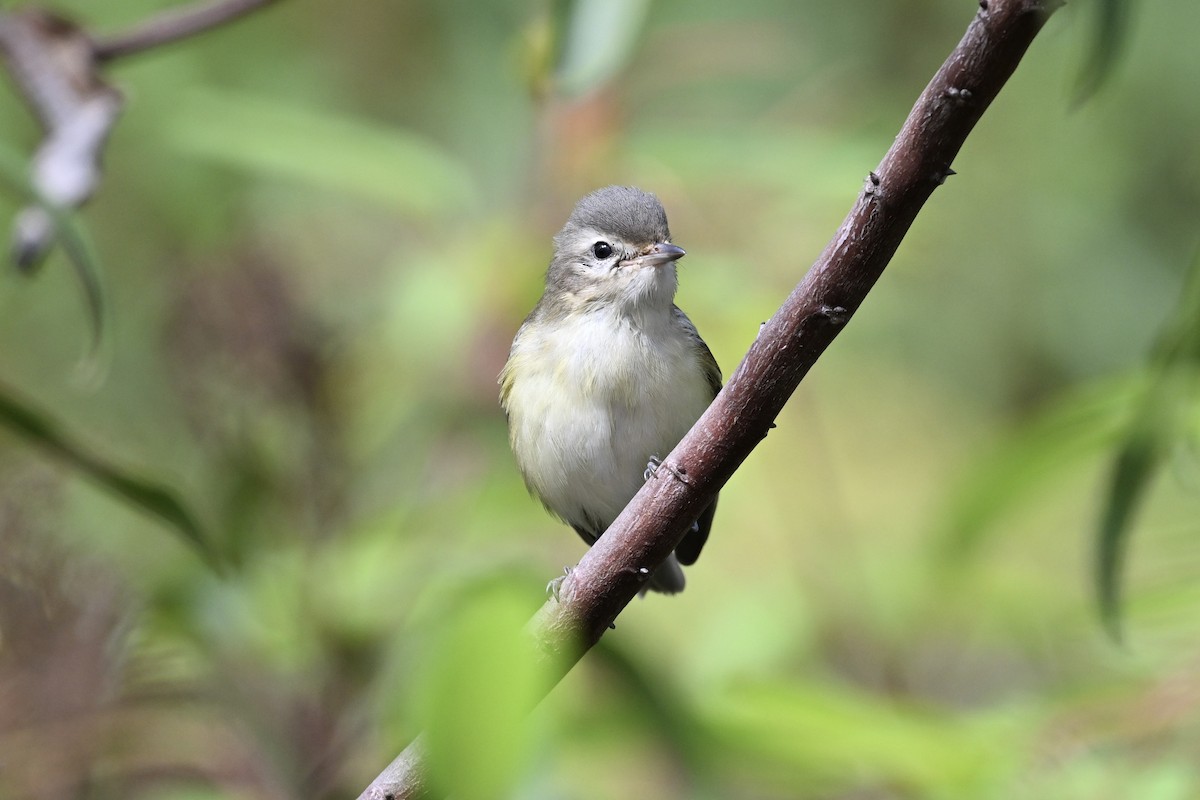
(643, 456, 662, 482)
(644, 455, 689, 484)
(546, 567, 572, 602)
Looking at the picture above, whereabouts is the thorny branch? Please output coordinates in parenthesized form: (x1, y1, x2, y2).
(0, 0, 280, 268)
(357, 1, 1064, 798)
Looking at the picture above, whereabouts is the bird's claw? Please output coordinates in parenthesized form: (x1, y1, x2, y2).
(547, 567, 572, 602)
(645, 455, 689, 484)
(643, 456, 662, 482)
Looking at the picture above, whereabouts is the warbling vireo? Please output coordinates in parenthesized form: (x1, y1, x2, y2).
(499, 186, 721, 593)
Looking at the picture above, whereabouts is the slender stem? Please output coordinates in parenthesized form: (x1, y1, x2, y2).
(357, 2, 1064, 798)
(92, 0, 282, 62)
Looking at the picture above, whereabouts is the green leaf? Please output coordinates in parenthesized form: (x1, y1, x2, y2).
(705, 680, 1022, 797)
(0, 382, 217, 569)
(0, 139, 108, 365)
(1096, 430, 1161, 641)
(932, 378, 1133, 563)
(555, 0, 651, 96)
(1075, 0, 1134, 103)
(163, 88, 479, 217)
(420, 578, 546, 800)
(592, 639, 711, 772)
(1095, 244, 1200, 639)
(630, 127, 878, 199)
(44, 200, 108, 370)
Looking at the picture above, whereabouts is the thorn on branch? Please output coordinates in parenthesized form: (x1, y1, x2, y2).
(646, 456, 691, 486)
(863, 171, 882, 197)
(664, 462, 690, 485)
(934, 166, 957, 186)
(819, 305, 850, 326)
(943, 86, 973, 105)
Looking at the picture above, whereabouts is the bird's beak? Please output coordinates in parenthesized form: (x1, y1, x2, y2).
(622, 242, 686, 268)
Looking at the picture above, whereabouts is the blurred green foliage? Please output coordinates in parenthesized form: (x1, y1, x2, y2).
(1, 0, 1198, 798)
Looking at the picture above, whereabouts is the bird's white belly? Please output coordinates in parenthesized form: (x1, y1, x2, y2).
(506, 312, 712, 534)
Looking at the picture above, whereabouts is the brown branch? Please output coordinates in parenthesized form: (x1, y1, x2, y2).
(0, 0, 279, 268)
(92, 0, 283, 63)
(0, 10, 122, 268)
(361, 1, 1063, 797)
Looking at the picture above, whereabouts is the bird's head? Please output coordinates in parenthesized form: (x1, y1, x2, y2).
(546, 186, 686, 312)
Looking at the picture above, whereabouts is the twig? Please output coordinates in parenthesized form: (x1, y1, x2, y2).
(92, 0, 282, 63)
(0, 9, 123, 269)
(0, 0, 280, 270)
(357, 0, 1064, 798)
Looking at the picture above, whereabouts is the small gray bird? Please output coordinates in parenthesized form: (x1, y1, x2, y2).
(499, 186, 721, 593)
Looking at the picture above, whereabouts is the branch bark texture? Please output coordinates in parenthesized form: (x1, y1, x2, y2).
(360, 1, 1062, 797)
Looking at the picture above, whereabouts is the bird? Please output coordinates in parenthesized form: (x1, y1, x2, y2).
(499, 186, 721, 594)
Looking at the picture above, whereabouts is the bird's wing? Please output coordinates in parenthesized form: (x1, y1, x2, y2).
(672, 305, 723, 399)
(671, 305, 721, 565)
(570, 524, 599, 546)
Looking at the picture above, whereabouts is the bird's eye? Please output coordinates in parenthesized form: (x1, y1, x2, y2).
(592, 241, 614, 259)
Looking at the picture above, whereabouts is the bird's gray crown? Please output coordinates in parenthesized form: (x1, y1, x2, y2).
(559, 186, 671, 246)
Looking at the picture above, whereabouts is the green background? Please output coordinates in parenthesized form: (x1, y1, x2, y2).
(1, 0, 1198, 797)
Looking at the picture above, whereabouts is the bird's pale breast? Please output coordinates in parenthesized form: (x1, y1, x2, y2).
(504, 307, 712, 535)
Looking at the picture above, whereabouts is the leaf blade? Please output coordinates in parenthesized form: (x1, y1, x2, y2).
(0, 382, 217, 569)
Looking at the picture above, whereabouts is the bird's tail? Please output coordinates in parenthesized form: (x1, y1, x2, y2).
(646, 553, 686, 594)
